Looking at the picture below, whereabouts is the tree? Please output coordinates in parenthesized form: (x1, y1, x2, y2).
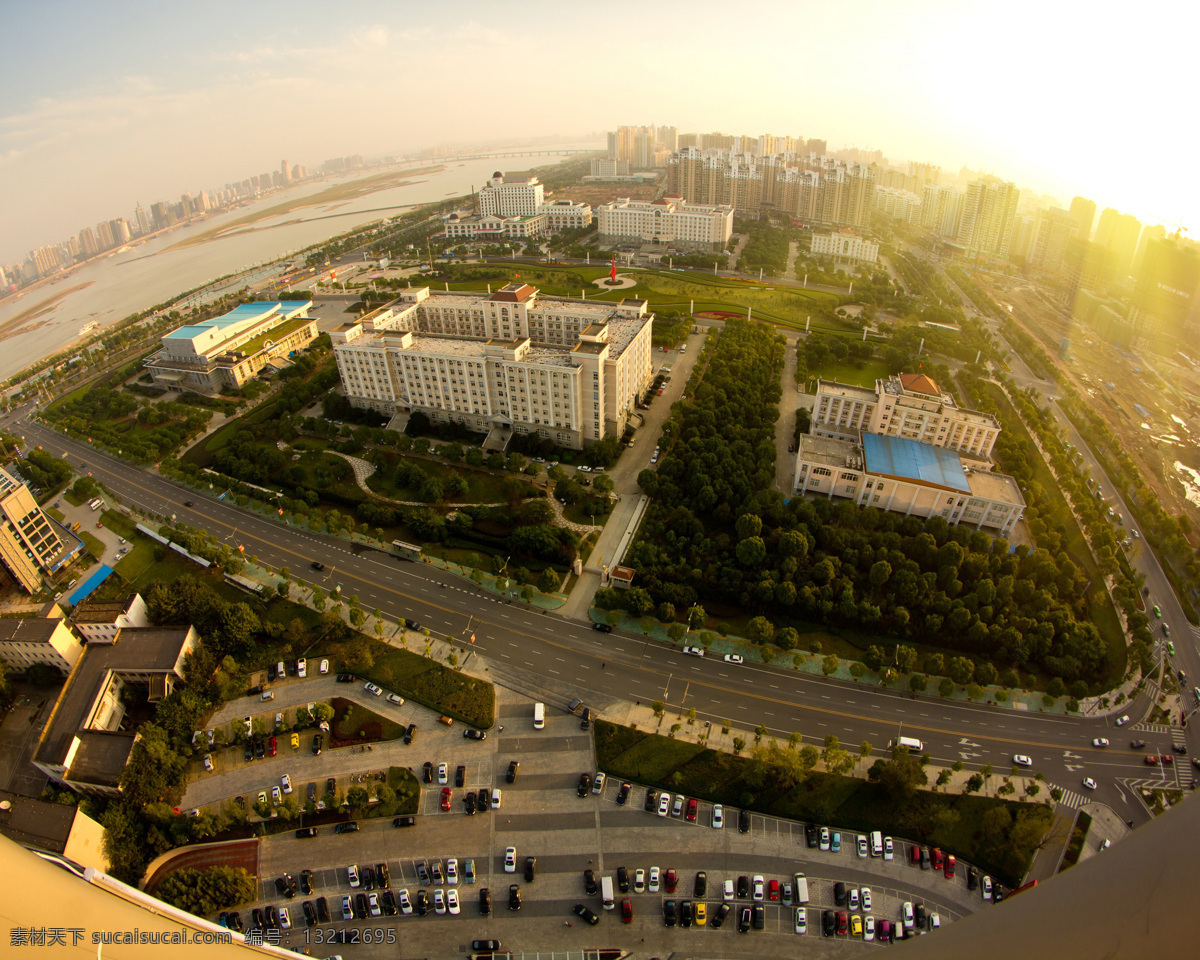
(964, 773, 984, 794)
(936, 770, 952, 790)
(746, 616, 775, 645)
(938, 678, 954, 698)
(346, 786, 370, 813)
(859, 740, 872, 760)
(821, 653, 840, 676)
(948, 657, 975, 685)
(909, 674, 927, 694)
(651, 700, 665, 717)
(875, 743, 929, 801)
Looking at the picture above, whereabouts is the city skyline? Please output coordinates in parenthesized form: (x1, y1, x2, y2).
(2, 0, 1198, 265)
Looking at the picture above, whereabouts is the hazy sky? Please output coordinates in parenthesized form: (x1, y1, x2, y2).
(2, 0, 1198, 264)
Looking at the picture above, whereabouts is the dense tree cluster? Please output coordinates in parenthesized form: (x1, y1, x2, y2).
(47, 386, 212, 464)
(156, 866, 257, 916)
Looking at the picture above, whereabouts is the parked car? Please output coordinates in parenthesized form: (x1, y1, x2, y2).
(479, 889, 492, 915)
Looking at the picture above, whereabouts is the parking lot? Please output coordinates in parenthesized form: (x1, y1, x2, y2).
(216, 689, 994, 957)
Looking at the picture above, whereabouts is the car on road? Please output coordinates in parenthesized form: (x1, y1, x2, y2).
(724, 654, 744, 664)
(1092, 738, 1109, 747)
(183, 500, 194, 507)
(591, 622, 612, 633)
(1130, 739, 1146, 749)
(463, 728, 485, 740)
(311, 561, 324, 571)
(1013, 755, 1034, 767)
(1154, 604, 1162, 617)
(336, 673, 354, 683)
(1145, 754, 1161, 765)
(574, 902, 600, 926)
(682, 645, 705, 657)
(387, 693, 405, 705)
(711, 804, 724, 829)
(393, 815, 415, 828)
(364, 682, 382, 696)
(1083, 777, 1098, 789)
(440, 787, 452, 810)
(333, 821, 358, 834)
(1116, 715, 1131, 726)
(1160, 754, 1175, 765)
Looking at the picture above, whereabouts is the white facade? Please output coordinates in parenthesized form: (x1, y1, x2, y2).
(0, 619, 83, 673)
(540, 200, 592, 231)
(479, 173, 544, 217)
(332, 285, 653, 450)
(596, 196, 733, 250)
(812, 373, 1000, 460)
(70, 594, 151, 644)
(873, 187, 923, 223)
(810, 230, 880, 264)
(444, 214, 546, 241)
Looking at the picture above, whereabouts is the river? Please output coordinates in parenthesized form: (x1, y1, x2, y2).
(0, 142, 599, 380)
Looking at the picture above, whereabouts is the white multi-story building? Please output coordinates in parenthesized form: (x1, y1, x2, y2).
(812, 373, 1000, 460)
(540, 199, 592, 232)
(596, 196, 733, 250)
(479, 173, 544, 217)
(70, 594, 150, 645)
(332, 284, 653, 450)
(443, 213, 547, 241)
(921, 185, 963, 238)
(810, 229, 880, 264)
(0, 618, 83, 674)
(873, 187, 922, 223)
(794, 432, 1024, 536)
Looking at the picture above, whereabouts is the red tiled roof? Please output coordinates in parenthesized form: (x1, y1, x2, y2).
(900, 372, 940, 396)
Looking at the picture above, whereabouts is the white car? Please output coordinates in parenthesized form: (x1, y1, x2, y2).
(364, 682, 383, 696)
(819, 827, 830, 851)
(723, 654, 744, 664)
(491, 788, 502, 809)
(848, 888, 860, 911)
(794, 907, 807, 934)
(397, 889, 412, 915)
(672, 794, 684, 817)
(437, 762, 448, 784)
(278, 906, 291, 930)
(711, 804, 724, 829)
(1092, 738, 1109, 747)
(682, 645, 705, 657)
(857, 834, 868, 858)
(1013, 755, 1033, 767)
(297, 659, 307, 679)
(634, 869, 645, 893)
(202, 754, 213, 772)
(724, 879, 735, 901)
(271, 786, 281, 805)
(752, 875, 765, 902)
(1083, 777, 1098, 790)
(902, 901, 915, 930)
(929, 913, 941, 929)
(883, 836, 894, 860)
(281, 774, 292, 794)
(433, 889, 446, 915)
(657, 793, 671, 816)
(387, 693, 404, 705)
(447, 858, 458, 884)
(864, 916, 875, 941)
(1115, 715, 1131, 726)
(348, 864, 360, 887)
(368, 892, 381, 918)
(260, 691, 274, 701)
(447, 888, 460, 915)
(649, 867, 660, 892)
(504, 847, 517, 873)
(319, 659, 329, 675)
(982, 876, 993, 901)
(861, 887, 872, 912)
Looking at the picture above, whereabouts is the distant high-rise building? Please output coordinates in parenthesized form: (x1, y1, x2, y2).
(921, 185, 963, 238)
(1008, 214, 1036, 262)
(1129, 235, 1200, 341)
(956, 179, 1019, 257)
(197, 190, 211, 213)
(806, 138, 827, 155)
(150, 201, 169, 230)
(1094, 208, 1142, 279)
(77, 227, 98, 257)
(281, 159, 291, 183)
(134, 203, 152, 236)
(110, 219, 131, 245)
(1068, 196, 1096, 241)
(96, 221, 115, 250)
(1026, 207, 1074, 271)
(1133, 224, 1167, 276)
(478, 172, 545, 217)
(657, 126, 678, 152)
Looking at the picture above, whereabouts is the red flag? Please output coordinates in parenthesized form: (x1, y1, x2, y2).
(610, 254, 617, 282)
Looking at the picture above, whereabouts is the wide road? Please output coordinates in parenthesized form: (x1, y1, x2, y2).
(9, 413, 1178, 823)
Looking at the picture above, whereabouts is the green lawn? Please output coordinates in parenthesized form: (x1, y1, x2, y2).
(596, 719, 1050, 888)
(805, 358, 891, 389)
(331, 697, 408, 743)
(359, 644, 495, 728)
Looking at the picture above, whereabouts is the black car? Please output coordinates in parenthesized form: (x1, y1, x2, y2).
(616, 782, 631, 805)
(738, 808, 751, 833)
(617, 865, 630, 892)
(524, 856, 537, 882)
(712, 902, 731, 929)
(478, 787, 490, 811)
(584, 869, 598, 895)
(574, 903, 600, 926)
(295, 827, 317, 838)
(355, 893, 368, 919)
(694, 871, 707, 898)
(393, 815, 416, 828)
(967, 867, 978, 891)
(753, 904, 765, 930)
(834, 881, 847, 906)
(376, 863, 390, 886)
(479, 888, 491, 916)
(472, 940, 502, 951)
(315, 897, 330, 923)
(423, 761, 434, 783)
(577, 773, 591, 797)
(336, 673, 354, 683)
(508, 884, 522, 911)
(184, 500, 194, 507)
(404, 618, 422, 631)
(592, 622, 612, 633)
(737, 906, 751, 933)
(464, 793, 477, 815)
(246, 685, 262, 697)
(1174, 742, 1189, 754)
(915, 902, 927, 928)
(254, 740, 265, 760)
(311, 561, 325, 571)
(244, 742, 254, 762)
(362, 866, 375, 890)
(455, 764, 466, 787)
(265, 905, 279, 928)
(822, 909, 836, 937)
(415, 890, 428, 916)
(334, 821, 359, 834)
(300, 870, 313, 894)
(507, 760, 519, 783)
(326, 776, 336, 796)
(464, 728, 486, 740)
(275, 875, 294, 899)
(644, 788, 657, 812)
(311, 734, 323, 756)
(404, 722, 417, 744)
(381, 889, 397, 916)
(805, 823, 819, 848)
(226, 912, 243, 932)
(580, 707, 591, 730)
(252, 908, 266, 930)
(737, 875, 750, 899)
(664, 899, 677, 927)
(301, 900, 317, 926)
(680, 899, 693, 928)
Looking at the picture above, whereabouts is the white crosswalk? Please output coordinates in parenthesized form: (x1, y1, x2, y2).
(1051, 785, 1088, 810)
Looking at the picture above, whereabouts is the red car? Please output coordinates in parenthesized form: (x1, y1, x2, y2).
(836, 911, 848, 936)
(944, 854, 956, 879)
(685, 798, 698, 822)
(768, 879, 780, 901)
(1145, 755, 1161, 765)
(1160, 755, 1174, 765)
(621, 899, 633, 924)
(665, 869, 678, 893)
(909, 844, 921, 866)
(267, 736, 277, 757)
(930, 847, 945, 871)
(440, 787, 452, 811)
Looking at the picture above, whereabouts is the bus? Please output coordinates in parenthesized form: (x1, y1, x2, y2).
(391, 540, 422, 560)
